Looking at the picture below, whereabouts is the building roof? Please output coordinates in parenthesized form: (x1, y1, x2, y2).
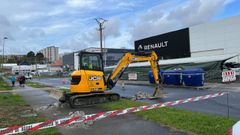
(50, 59, 63, 67)
(157, 53, 238, 65)
(3, 63, 17, 66)
(19, 61, 30, 65)
(106, 53, 239, 69)
(74, 47, 134, 53)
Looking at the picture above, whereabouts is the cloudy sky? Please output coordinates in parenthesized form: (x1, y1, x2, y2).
(0, 0, 240, 55)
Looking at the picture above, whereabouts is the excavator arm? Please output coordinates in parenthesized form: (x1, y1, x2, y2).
(106, 51, 163, 97)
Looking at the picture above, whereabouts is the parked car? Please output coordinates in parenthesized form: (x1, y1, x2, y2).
(24, 74, 32, 79)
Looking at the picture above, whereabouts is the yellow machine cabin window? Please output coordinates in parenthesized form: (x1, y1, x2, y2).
(80, 53, 103, 71)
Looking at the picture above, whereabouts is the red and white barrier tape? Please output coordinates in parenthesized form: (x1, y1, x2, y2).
(0, 92, 226, 135)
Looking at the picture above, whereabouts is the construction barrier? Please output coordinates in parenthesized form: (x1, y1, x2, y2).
(228, 121, 240, 135)
(0, 92, 226, 135)
(222, 70, 236, 82)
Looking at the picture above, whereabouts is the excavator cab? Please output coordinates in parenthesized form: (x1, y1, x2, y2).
(70, 51, 107, 94)
(80, 52, 103, 71)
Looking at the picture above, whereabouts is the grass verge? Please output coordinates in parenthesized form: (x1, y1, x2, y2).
(0, 93, 61, 135)
(59, 88, 70, 93)
(26, 81, 50, 88)
(98, 99, 237, 135)
(0, 77, 12, 90)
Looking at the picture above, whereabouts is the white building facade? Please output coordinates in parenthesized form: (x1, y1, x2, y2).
(134, 15, 240, 63)
(189, 15, 240, 63)
(39, 46, 59, 63)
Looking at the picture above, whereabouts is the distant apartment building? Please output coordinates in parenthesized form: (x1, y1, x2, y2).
(4, 55, 25, 62)
(39, 46, 59, 63)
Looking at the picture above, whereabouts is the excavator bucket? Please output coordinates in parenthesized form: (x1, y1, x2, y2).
(152, 85, 164, 98)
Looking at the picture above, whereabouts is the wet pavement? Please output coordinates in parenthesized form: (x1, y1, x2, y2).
(15, 86, 188, 135)
(32, 78, 70, 89)
(32, 78, 240, 119)
(15, 86, 56, 109)
(58, 115, 187, 135)
(113, 84, 240, 119)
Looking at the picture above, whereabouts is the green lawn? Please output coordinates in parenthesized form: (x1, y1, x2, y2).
(0, 94, 61, 135)
(99, 99, 237, 135)
(26, 81, 50, 88)
(0, 77, 12, 90)
(59, 88, 70, 93)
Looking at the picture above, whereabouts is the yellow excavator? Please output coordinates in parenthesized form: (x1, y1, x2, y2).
(59, 51, 163, 108)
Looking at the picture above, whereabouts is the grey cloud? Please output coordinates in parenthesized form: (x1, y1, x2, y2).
(60, 28, 99, 51)
(131, 0, 231, 41)
(27, 28, 46, 38)
(0, 1, 55, 21)
(167, 0, 226, 26)
(0, 0, 236, 55)
(85, 29, 99, 43)
(0, 15, 11, 27)
(140, 9, 164, 23)
(105, 19, 121, 37)
(61, 18, 122, 51)
(0, 14, 16, 40)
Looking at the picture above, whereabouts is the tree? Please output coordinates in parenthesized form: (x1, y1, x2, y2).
(27, 51, 35, 58)
(26, 51, 35, 64)
(36, 52, 44, 64)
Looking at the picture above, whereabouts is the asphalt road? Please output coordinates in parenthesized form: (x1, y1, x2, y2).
(113, 85, 240, 119)
(32, 78, 240, 119)
(15, 86, 187, 135)
(32, 78, 70, 89)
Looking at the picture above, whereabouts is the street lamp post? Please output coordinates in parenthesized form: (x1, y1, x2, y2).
(2, 37, 8, 70)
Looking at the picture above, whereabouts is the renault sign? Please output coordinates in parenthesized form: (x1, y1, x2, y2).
(135, 28, 191, 59)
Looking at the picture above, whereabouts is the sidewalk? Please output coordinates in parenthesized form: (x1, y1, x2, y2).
(0, 90, 18, 93)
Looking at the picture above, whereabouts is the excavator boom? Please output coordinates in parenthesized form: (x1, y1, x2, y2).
(106, 51, 162, 97)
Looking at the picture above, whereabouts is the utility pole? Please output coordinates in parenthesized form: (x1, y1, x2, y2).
(103, 30, 107, 67)
(2, 37, 8, 70)
(95, 18, 107, 55)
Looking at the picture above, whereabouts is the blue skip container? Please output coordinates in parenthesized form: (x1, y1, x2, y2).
(148, 71, 162, 84)
(162, 70, 182, 85)
(182, 69, 204, 86)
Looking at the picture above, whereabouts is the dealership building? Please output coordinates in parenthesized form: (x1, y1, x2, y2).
(135, 15, 240, 63)
(105, 15, 240, 81)
(63, 15, 240, 81)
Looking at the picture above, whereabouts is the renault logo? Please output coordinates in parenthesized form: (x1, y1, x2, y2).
(138, 45, 143, 50)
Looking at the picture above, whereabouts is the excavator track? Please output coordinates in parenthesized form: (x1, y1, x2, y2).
(61, 92, 120, 108)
